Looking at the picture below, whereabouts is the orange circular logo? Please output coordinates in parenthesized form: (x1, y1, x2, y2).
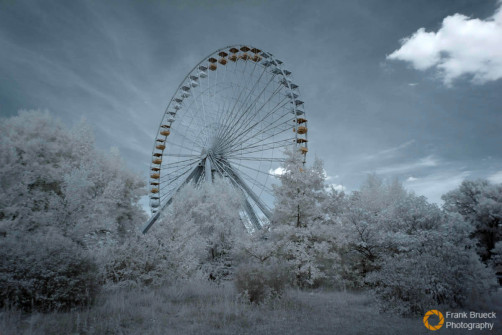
(423, 310, 444, 331)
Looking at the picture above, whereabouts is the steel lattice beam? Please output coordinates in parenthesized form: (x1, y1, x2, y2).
(142, 164, 204, 233)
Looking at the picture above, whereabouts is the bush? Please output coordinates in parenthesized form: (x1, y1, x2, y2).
(366, 225, 498, 316)
(0, 232, 99, 312)
(98, 233, 173, 288)
(234, 263, 288, 303)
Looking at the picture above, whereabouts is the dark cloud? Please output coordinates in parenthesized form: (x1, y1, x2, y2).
(1, 0, 501, 204)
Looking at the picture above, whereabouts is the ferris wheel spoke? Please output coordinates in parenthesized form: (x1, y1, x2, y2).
(169, 115, 207, 148)
(226, 160, 274, 179)
(160, 162, 201, 183)
(216, 86, 266, 147)
(161, 161, 201, 176)
(226, 136, 293, 156)
(230, 81, 286, 139)
(154, 163, 204, 208)
(227, 140, 292, 156)
(227, 147, 284, 160)
(172, 125, 206, 149)
(218, 89, 289, 152)
(225, 163, 275, 196)
(163, 153, 200, 158)
(226, 156, 286, 162)
(239, 174, 274, 200)
(214, 60, 253, 137)
(222, 103, 292, 152)
(162, 156, 201, 168)
(160, 169, 193, 187)
(156, 169, 198, 207)
(216, 67, 276, 144)
(161, 162, 200, 173)
(216, 65, 269, 142)
(222, 162, 272, 218)
(232, 124, 294, 150)
(210, 158, 263, 229)
(226, 121, 292, 154)
(160, 168, 200, 194)
(160, 164, 199, 178)
(235, 64, 269, 120)
(165, 141, 201, 154)
(224, 92, 292, 143)
(209, 157, 227, 177)
(218, 82, 285, 151)
(224, 159, 275, 180)
(214, 158, 272, 217)
(242, 197, 263, 230)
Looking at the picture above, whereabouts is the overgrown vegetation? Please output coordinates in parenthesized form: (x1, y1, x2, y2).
(0, 232, 98, 312)
(1, 111, 500, 332)
(3, 281, 500, 335)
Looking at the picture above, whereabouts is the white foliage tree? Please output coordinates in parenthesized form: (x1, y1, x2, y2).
(367, 210, 497, 315)
(337, 175, 407, 284)
(0, 110, 146, 310)
(339, 175, 497, 315)
(442, 179, 502, 264)
(150, 177, 247, 281)
(271, 150, 340, 287)
(0, 110, 146, 243)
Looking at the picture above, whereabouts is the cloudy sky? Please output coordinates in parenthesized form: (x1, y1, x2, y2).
(1, 0, 501, 204)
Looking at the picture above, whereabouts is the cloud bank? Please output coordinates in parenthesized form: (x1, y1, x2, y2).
(388, 3, 502, 85)
(488, 170, 502, 184)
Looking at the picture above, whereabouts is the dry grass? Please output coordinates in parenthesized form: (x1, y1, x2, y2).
(1, 283, 501, 335)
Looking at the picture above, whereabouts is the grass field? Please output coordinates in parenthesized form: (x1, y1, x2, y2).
(2, 282, 501, 335)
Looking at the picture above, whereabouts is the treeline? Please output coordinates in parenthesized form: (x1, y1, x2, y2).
(0, 111, 500, 316)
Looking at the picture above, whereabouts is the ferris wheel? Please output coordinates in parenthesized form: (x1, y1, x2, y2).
(142, 45, 308, 233)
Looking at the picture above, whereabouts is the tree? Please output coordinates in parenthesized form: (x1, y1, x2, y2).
(366, 201, 496, 316)
(0, 231, 99, 312)
(272, 150, 327, 228)
(442, 180, 502, 264)
(150, 177, 247, 281)
(0, 110, 146, 243)
(491, 241, 502, 284)
(0, 110, 147, 310)
(339, 175, 497, 315)
(338, 175, 408, 284)
(271, 150, 340, 287)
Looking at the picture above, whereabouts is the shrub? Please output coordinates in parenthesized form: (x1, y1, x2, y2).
(0, 232, 99, 312)
(366, 223, 498, 316)
(234, 263, 288, 303)
(98, 233, 173, 288)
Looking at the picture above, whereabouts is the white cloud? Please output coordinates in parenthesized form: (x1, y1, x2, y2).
(488, 170, 502, 184)
(269, 167, 286, 176)
(324, 170, 338, 181)
(327, 183, 346, 192)
(388, 3, 502, 85)
(406, 176, 418, 182)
